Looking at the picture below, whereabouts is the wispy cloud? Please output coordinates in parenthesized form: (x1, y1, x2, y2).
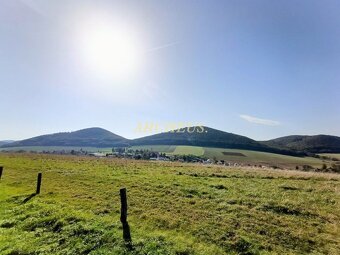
(240, 114, 280, 126)
(146, 41, 180, 53)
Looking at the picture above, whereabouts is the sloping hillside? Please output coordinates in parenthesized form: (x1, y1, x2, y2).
(1, 128, 129, 148)
(0, 140, 15, 146)
(132, 126, 302, 156)
(132, 126, 260, 148)
(263, 135, 340, 153)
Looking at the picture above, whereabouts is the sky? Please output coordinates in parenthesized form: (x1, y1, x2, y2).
(0, 0, 339, 141)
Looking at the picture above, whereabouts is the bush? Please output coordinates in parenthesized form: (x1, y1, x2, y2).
(302, 165, 313, 171)
(331, 164, 340, 173)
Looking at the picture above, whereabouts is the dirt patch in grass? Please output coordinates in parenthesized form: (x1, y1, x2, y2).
(279, 185, 301, 191)
(261, 202, 313, 217)
(222, 152, 246, 157)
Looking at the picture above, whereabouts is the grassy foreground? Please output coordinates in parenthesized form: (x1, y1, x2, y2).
(0, 154, 339, 254)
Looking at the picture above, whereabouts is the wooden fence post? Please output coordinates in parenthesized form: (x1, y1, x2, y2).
(36, 173, 42, 194)
(0, 166, 3, 180)
(120, 188, 132, 244)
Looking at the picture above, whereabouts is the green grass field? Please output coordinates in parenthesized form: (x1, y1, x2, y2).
(319, 153, 340, 160)
(171, 146, 205, 156)
(0, 153, 339, 254)
(203, 148, 326, 167)
(132, 145, 328, 168)
(1, 145, 329, 169)
(130, 145, 176, 153)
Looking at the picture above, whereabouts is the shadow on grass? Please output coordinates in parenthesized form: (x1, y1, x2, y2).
(22, 193, 37, 204)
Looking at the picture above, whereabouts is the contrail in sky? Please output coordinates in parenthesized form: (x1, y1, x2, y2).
(146, 41, 180, 53)
(240, 114, 281, 126)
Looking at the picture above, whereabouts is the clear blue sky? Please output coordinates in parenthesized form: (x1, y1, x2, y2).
(1, 0, 339, 141)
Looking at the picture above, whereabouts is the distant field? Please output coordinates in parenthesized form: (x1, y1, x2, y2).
(0, 145, 330, 168)
(203, 147, 325, 167)
(130, 145, 176, 153)
(171, 146, 204, 156)
(0, 146, 112, 153)
(134, 145, 327, 168)
(0, 154, 339, 254)
(319, 153, 340, 160)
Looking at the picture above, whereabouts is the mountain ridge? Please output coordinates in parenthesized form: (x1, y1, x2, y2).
(1, 127, 340, 155)
(263, 134, 340, 153)
(0, 140, 15, 146)
(2, 127, 129, 148)
(131, 126, 306, 156)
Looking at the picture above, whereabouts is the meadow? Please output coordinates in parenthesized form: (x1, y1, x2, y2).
(319, 154, 340, 160)
(0, 153, 339, 254)
(132, 145, 328, 168)
(1, 145, 330, 169)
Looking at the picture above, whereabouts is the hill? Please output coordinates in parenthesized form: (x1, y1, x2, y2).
(263, 135, 340, 153)
(132, 126, 302, 156)
(0, 140, 15, 146)
(1, 128, 129, 148)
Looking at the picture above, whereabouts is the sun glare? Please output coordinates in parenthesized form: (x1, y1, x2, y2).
(77, 17, 142, 81)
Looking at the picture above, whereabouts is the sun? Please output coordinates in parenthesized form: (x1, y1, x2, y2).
(77, 17, 142, 81)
